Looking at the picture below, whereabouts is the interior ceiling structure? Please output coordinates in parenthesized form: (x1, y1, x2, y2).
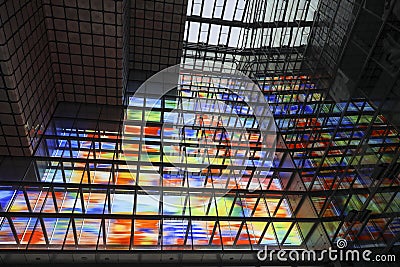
(183, 0, 318, 72)
(184, 0, 317, 48)
(0, 0, 400, 265)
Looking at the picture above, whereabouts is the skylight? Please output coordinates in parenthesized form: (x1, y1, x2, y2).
(184, 0, 319, 48)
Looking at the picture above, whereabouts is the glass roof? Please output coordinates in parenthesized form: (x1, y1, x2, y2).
(184, 0, 319, 48)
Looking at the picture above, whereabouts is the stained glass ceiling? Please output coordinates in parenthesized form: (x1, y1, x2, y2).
(1, 70, 399, 250)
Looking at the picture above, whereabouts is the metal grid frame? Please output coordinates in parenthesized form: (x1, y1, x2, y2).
(0, 0, 400, 256)
(258, 74, 400, 249)
(1, 73, 400, 250)
(0, 92, 303, 250)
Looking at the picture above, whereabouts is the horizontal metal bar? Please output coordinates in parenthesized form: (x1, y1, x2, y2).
(186, 16, 314, 29)
(2, 211, 399, 222)
(183, 42, 307, 55)
(31, 155, 385, 172)
(1, 180, 399, 197)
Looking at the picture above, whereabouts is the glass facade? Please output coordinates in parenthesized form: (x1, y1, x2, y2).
(1, 71, 399, 250)
(0, 0, 400, 262)
(260, 75, 400, 247)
